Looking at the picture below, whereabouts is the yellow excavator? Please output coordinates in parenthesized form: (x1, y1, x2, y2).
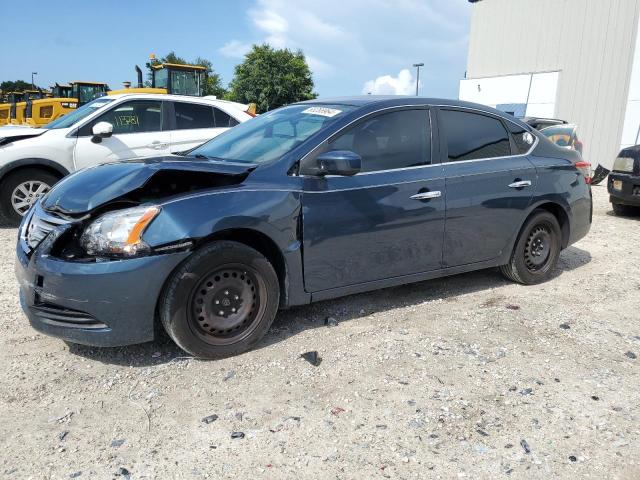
(23, 81, 109, 127)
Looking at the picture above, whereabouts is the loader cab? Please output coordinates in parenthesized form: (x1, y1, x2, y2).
(8, 92, 25, 124)
(151, 63, 207, 96)
(51, 83, 73, 98)
(70, 81, 109, 106)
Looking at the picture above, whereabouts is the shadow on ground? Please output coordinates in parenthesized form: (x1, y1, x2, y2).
(67, 245, 592, 366)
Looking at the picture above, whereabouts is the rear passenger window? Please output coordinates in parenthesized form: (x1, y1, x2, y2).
(440, 109, 511, 161)
(507, 122, 534, 154)
(174, 102, 214, 130)
(326, 109, 431, 172)
(214, 108, 238, 128)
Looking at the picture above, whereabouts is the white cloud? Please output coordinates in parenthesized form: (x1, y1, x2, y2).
(362, 69, 417, 95)
(218, 40, 252, 59)
(227, 0, 471, 96)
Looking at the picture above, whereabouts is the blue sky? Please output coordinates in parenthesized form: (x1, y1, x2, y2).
(0, 0, 472, 99)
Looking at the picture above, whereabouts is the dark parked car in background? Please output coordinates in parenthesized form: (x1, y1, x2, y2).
(15, 97, 593, 359)
(608, 144, 640, 215)
(522, 117, 568, 131)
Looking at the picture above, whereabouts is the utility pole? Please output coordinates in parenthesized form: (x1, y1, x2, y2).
(413, 63, 424, 96)
(31, 72, 38, 89)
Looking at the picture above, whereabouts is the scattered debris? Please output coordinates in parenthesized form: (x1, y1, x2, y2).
(506, 304, 520, 311)
(300, 351, 322, 366)
(69, 472, 82, 479)
(520, 388, 533, 396)
(223, 370, 236, 381)
(625, 351, 637, 359)
(110, 439, 125, 448)
(520, 439, 531, 454)
(115, 467, 131, 479)
(569, 455, 577, 462)
(324, 317, 338, 327)
(202, 415, 219, 424)
(476, 429, 489, 437)
(591, 395, 600, 401)
(231, 432, 245, 439)
(58, 431, 69, 441)
(331, 407, 346, 416)
(559, 323, 571, 330)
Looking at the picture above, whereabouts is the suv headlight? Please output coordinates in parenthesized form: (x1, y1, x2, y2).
(613, 156, 634, 173)
(80, 206, 160, 257)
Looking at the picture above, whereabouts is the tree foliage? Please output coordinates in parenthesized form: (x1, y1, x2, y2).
(0, 80, 39, 92)
(227, 44, 316, 113)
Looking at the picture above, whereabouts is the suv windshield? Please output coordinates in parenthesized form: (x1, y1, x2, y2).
(191, 104, 355, 164)
(45, 98, 114, 129)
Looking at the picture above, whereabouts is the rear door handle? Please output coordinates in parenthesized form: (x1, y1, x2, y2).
(410, 191, 441, 200)
(508, 180, 532, 188)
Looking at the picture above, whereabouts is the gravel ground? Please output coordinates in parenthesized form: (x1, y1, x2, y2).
(1, 185, 639, 480)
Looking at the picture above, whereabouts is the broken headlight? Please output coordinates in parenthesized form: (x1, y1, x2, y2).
(80, 206, 160, 257)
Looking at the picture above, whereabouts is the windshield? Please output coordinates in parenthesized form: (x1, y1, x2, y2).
(45, 97, 114, 129)
(191, 104, 355, 164)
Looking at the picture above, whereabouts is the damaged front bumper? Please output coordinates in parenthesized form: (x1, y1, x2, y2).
(15, 215, 190, 347)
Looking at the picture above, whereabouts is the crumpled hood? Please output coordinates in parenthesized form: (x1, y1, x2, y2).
(42, 156, 255, 215)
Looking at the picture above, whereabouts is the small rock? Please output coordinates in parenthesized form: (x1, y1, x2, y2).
(231, 432, 245, 439)
(202, 415, 219, 424)
(151, 351, 161, 358)
(625, 351, 637, 359)
(110, 439, 125, 448)
(223, 370, 236, 381)
(69, 472, 82, 479)
(569, 455, 577, 462)
(520, 439, 531, 454)
(508, 386, 517, 392)
(520, 388, 533, 396)
(301, 351, 322, 366)
(506, 304, 520, 310)
(591, 395, 599, 401)
(331, 407, 346, 415)
(116, 467, 131, 479)
(476, 429, 489, 437)
(324, 317, 338, 327)
(58, 430, 69, 441)
(559, 323, 571, 330)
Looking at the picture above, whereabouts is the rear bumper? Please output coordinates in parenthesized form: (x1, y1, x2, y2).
(608, 172, 640, 206)
(15, 227, 190, 347)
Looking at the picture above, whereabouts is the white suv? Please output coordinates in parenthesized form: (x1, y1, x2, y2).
(0, 93, 252, 225)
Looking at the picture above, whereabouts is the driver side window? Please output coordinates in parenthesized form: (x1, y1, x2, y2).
(325, 109, 431, 172)
(78, 100, 163, 136)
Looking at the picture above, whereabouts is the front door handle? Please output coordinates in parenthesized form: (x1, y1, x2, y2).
(410, 190, 441, 200)
(148, 141, 168, 150)
(508, 180, 532, 188)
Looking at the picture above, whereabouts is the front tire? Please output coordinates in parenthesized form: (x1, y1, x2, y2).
(0, 168, 58, 227)
(611, 202, 637, 216)
(159, 241, 280, 359)
(500, 210, 562, 285)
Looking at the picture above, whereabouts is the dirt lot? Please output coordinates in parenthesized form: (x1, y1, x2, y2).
(0, 185, 639, 479)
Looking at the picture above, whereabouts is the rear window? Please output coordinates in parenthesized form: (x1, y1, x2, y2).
(174, 102, 215, 130)
(540, 126, 576, 147)
(440, 109, 511, 161)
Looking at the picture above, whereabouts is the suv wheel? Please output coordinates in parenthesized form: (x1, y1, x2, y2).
(500, 210, 562, 285)
(612, 202, 637, 216)
(159, 240, 280, 359)
(0, 168, 59, 227)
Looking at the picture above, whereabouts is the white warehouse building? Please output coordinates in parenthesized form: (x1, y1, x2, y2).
(460, 0, 640, 171)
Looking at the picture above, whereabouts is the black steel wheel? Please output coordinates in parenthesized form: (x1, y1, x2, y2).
(500, 210, 562, 285)
(160, 241, 279, 359)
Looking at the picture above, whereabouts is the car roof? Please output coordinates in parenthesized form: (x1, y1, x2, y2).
(105, 92, 246, 109)
(297, 96, 530, 126)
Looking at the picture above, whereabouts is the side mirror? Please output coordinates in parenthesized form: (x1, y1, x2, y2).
(91, 121, 113, 143)
(316, 150, 361, 176)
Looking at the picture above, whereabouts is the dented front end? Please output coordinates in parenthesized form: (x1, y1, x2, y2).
(14, 157, 255, 346)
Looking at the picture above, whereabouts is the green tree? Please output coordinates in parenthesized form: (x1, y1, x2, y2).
(0, 80, 39, 92)
(227, 44, 316, 113)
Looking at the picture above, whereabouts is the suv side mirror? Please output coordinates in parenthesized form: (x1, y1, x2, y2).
(316, 150, 361, 176)
(91, 121, 113, 143)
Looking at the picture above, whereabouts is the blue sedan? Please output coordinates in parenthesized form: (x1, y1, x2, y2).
(15, 97, 592, 358)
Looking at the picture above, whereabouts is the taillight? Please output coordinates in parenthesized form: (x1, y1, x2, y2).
(575, 161, 591, 184)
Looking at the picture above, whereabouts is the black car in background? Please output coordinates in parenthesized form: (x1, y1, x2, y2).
(608, 145, 640, 215)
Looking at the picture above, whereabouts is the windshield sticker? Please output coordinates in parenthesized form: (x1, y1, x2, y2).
(302, 106, 342, 118)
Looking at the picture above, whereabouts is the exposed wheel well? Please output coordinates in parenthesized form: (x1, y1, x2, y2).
(199, 229, 288, 306)
(531, 202, 570, 248)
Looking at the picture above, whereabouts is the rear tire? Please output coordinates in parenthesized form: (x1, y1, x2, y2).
(0, 168, 59, 227)
(611, 202, 637, 216)
(159, 241, 280, 359)
(500, 210, 562, 285)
